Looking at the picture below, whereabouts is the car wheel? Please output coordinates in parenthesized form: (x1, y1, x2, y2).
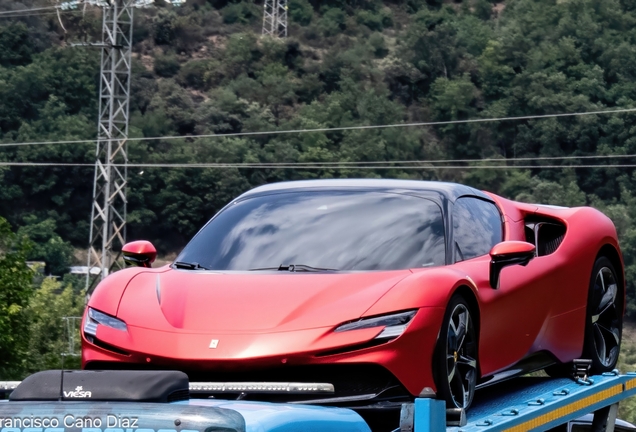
(434, 294, 478, 409)
(583, 256, 622, 373)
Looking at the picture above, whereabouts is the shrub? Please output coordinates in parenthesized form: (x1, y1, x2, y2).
(178, 60, 210, 89)
(356, 10, 383, 31)
(368, 32, 388, 57)
(0, 22, 33, 66)
(319, 7, 346, 36)
(173, 16, 205, 53)
(178, 59, 223, 89)
(355, 7, 392, 31)
(154, 53, 181, 77)
(152, 10, 177, 45)
(302, 23, 320, 40)
(290, 0, 314, 26)
(474, 0, 492, 20)
(221, 2, 261, 24)
(380, 7, 393, 28)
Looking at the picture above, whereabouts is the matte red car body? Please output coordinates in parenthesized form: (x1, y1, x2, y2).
(82, 181, 625, 400)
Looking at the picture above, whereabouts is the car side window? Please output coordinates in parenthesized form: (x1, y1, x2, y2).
(453, 197, 503, 262)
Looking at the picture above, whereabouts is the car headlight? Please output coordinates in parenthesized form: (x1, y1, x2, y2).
(334, 310, 417, 340)
(84, 307, 128, 338)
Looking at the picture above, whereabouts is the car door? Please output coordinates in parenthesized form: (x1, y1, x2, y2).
(451, 196, 553, 375)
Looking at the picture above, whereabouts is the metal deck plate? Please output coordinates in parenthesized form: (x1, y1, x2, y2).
(445, 372, 636, 432)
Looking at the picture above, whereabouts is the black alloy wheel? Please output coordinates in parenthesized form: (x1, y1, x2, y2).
(584, 256, 622, 372)
(435, 295, 478, 409)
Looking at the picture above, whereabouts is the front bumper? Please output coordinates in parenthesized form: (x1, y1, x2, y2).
(82, 307, 445, 400)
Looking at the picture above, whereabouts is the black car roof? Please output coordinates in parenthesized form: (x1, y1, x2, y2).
(240, 179, 491, 203)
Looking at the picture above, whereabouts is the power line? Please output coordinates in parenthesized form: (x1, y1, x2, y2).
(122, 153, 636, 165)
(0, 6, 58, 15)
(3, 152, 636, 166)
(0, 9, 81, 19)
(3, 154, 636, 166)
(2, 107, 636, 149)
(1, 161, 636, 169)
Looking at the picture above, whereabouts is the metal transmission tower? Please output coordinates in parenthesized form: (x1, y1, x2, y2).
(86, 0, 134, 290)
(262, 0, 287, 38)
(86, 0, 185, 292)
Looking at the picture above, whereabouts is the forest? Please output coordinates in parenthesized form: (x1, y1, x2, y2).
(2, 0, 636, 409)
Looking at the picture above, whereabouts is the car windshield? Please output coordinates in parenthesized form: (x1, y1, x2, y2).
(175, 190, 446, 271)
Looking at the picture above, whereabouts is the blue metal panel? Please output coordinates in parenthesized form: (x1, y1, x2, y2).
(0, 399, 370, 432)
(0, 401, 246, 432)
(413, 399, 446, 432)
(448, 372, 636, 432)
(179, 400, 372, 432)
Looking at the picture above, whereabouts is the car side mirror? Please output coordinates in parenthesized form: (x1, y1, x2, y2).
(489, 241, 535, 289)
(122, 240, 157, 268)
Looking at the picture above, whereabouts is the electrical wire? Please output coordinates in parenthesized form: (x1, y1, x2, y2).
(120, 153, 636, 165)
(1, 161, 636, 169)
(2, 106, 636, 149)
(3, 151, 636, 167)
(3, 150, 636, 167)
(3, 154, 636, 165)
(0, 1, 88, 19)
(0, 6, 58, 15)
(0, 9, 80, 19)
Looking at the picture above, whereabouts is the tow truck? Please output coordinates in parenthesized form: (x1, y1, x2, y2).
(1, 363, 635, 432)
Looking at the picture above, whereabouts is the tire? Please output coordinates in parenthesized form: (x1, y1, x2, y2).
(582, 256, 623, 373)
(434, 294, 478, 409)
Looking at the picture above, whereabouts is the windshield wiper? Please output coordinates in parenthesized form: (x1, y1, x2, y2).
(249, 264, 338, 272)
(173, 261, 209, 270)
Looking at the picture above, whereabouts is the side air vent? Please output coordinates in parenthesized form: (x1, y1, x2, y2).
(525, 226, 535, 245)
(525, 220, 566, 257)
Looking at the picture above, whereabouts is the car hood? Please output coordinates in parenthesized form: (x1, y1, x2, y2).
(116, 269, 412, 333)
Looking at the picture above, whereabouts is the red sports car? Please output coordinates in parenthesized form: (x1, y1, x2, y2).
(82, 179, 624, 412)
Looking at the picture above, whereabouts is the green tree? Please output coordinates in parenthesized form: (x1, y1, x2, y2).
(154, 52, 181, 78)
(17, 216, 74, 276)
(318, 7, 347, 37)
(0, 217, 33, 379)
(24, 277, 85, 373)
(221, 2, 261, 24)
(0, 22, 33, 67)
(290, 0, 314, 25)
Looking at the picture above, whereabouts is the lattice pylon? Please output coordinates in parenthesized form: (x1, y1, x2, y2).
(262, 0, 287, 38)
(276, 0, 287, 38)
(86, 0, 133, 292)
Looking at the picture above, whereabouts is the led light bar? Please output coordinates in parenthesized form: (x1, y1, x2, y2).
(189, 382, 335, 394)
(1, 381, 334, 396)
(0, 381, 20, 395)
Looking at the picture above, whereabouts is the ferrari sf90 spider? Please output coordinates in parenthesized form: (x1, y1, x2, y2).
(82, 179, 624, 412)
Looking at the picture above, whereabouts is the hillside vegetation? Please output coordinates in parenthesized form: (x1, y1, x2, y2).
(3, 0, 636, 387)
